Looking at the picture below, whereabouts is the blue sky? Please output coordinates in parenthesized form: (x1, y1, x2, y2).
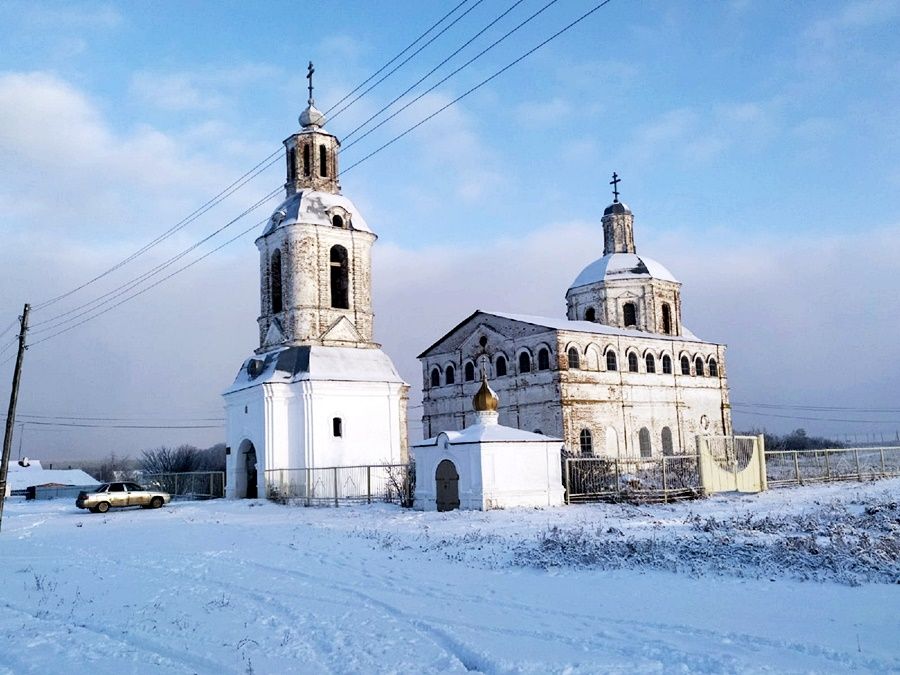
(1, 0, 899, 458)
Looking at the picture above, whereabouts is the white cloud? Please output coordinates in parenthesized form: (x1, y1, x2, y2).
(129, 64, 282, 112)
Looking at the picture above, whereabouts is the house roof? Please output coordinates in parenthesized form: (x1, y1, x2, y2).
(413, 422, 562, 448)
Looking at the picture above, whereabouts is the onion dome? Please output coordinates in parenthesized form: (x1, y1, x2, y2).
(603, 201, 632, 216)
(300, 103, 326, 129)
(472, 368, 499, 412)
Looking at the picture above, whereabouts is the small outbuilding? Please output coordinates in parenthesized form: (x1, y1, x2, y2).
(413, 371, 564, 511)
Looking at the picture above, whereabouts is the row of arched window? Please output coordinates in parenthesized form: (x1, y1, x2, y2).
(269, 244, 350, 313)
(580, 301, 674, 334)
(287, 143, 330, 181)
(428, 347, 719, 386)
(578, 426, 676, 458)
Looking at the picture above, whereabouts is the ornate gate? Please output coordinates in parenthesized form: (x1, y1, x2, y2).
(697, 435, 767, 494)
(435, 459, 460, 512)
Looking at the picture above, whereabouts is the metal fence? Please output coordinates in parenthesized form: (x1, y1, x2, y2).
(264, 464, 411, 506)
(564, 454, 703, 504)
(142, 471, 225, 500)
(765, 447, 900, 487)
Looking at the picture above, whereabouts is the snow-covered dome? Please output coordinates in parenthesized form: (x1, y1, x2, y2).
(263, 189, 371, 235)
(603, 201, 632, 216)
(569, 252, 678, 289)
(299, 103, 326, 129)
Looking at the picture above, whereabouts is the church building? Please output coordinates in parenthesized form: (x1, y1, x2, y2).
(223, 68, 408, 499)
(419, 177, 732, 459)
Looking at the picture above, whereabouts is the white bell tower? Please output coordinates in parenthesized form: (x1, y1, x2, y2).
(223, 64, 409, 499)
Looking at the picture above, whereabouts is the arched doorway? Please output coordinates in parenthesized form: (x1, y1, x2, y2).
(435, 459, 459, 512)
(236, 439, 258, 499)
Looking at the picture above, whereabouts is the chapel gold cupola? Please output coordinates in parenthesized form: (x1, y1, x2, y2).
(565, 173, 684, 336)
(284, 62, 341, 195)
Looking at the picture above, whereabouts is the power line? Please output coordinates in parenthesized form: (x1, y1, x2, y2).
(33, 151, 283, 312)
(342, 0, 561, 154)
(10, 420, 223, 430)
(734, 410, 900, 425)
(732, 402, 900, 414)
(27, 212, 273, 348)
(29, 187, 282, 337)
(342, 0, 528, 144)
(323, 0, 473, 115)
(326, 0, 487, 124)
(3, 413, 224, 422)
(0, 319, 18, 341)
(341, 0, 614, 174)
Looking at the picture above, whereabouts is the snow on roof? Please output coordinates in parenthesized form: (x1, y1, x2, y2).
(414, 422, 562, 447)
(262, 189, 371, 236)
(486, 311, 704, 343)
(7, 468, 99, 491)
(570, 253, 679, 289)
(226, 345, 406, 394)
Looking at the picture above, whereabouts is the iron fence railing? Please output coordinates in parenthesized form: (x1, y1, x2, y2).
(264, 464, 411, 506)
(564, 454, 703, 504)
(765, 447, 900, 487)
(142, 471, 225, 500)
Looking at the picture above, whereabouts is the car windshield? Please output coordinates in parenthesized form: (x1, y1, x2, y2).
(94, 484, 110, 493)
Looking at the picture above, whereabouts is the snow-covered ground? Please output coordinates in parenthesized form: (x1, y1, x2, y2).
(1, 479, 898, 674)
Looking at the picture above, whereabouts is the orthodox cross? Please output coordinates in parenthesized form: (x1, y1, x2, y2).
(610, 172, 621, 203)
(306, 61, 315, 104)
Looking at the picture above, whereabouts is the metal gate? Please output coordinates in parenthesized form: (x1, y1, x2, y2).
(697, 435, 767, 494)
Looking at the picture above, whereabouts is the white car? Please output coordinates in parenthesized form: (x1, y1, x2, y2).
(76, 482, 171, 513)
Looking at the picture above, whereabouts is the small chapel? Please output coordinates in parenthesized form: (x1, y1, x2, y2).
(223, 68, 408, 499)
(419, 176, 732, 459)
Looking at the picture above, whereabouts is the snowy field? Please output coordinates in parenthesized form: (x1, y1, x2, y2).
(1, 480, 898, 674)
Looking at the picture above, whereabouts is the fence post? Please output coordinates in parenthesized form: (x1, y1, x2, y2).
(824, 449, 831, 482)
(757, 434, 768, 492)
(855, 447, 862, 481)
(880, 448, 886, 476)
(209, 472, 213, 498)
(563, 459, 570, 505)
(367, 465, 372, 504)
(662, 456, 668, 503)
(794, 450, 801, 486)
(305, 467, 311, 507)
(175, 473, 179, 497)
(333, 467, 339, 508)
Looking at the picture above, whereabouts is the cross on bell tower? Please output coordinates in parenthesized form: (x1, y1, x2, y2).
(610, 172, 621, 203)
(306, 61, 315, 105)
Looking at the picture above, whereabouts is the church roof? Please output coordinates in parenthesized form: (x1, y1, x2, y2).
(262, 190, 372, 236)
(569, 252, 679, 289)
(603, 201, 632, 216)
(225, 345, 406, 394)
(413, 423, 562, 448)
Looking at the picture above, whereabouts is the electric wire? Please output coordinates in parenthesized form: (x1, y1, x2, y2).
(340, 0, 613, 173)
(27, 211, 274, 348)
(32, 151, 283, 312)
(735, 410, 900, 425)
(732, 402, 900, 413)
(323, 0, 472, 115)
(341, 0, 528, 144)
(3, 413, 224, 422)
(29, 187, 282, 337)
(341, 0, 561, 153)
(9, 420, 223, 429)
(326, 0, 487, 124)
(0, 318, 18, 340)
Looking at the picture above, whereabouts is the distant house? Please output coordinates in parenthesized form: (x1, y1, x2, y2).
(5, 460, 99, 498)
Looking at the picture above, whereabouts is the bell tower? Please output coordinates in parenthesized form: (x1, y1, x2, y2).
(256, 63, 377, 352)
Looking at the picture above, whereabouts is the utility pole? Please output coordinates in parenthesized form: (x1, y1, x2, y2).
(0, 303, 30, 534)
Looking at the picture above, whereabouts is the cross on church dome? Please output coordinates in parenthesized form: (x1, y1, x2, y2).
(610, 172, 621, 203)
(299, 61, 326, 129)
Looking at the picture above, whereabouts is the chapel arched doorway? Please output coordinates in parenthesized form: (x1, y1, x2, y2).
(236, 439, 258, 499)
(435, 459, 459, 512)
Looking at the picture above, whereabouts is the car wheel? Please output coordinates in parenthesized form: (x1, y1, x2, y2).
(89, 506, 99, 513)
(150, 496, 164, 509)
(96, 501, 110, 513)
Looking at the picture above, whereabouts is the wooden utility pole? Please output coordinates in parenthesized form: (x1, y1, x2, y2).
(0, 303, 30, 534)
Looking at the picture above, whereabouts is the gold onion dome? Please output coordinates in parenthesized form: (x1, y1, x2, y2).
(472, 369, 499, 412)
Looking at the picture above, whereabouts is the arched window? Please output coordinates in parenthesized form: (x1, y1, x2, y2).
(662, 355, 672, 374)
(628, 352, 639, 372)
(329, 245, 349, 309)
(662, 303, 672, 334)
(286, 147, 296, 181)
(585, 307, 596, 322)
(537, 348, 550, 371)
(302, 144, 310, 176)
(606, 350, 617, 371)
(332, 214, 344, 228)
(661, 427, 674, 455)
(332, 417, 343, 438)
(645, 353, 656, 373)
(623, 302, 637, 327)
(567, 347, 580, 370)
(319, 144, 328, 177)
(445, 365, 455, 385)
(496, 355, 507, 377)
(464, 362, 475, 382)
(518, 351, 531, 374)
(709, 358, 718, 377)
(430, 368, 440, 387)
(695, 357, 704, 377)
(680, 355, 690, 375)
(270, 249, 283, 313)
(579, 429, 593, 456)
(639, 427, 651, 458)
